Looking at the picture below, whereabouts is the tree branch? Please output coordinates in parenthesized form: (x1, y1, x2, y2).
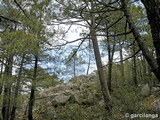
(65, 34, 89, 64)
(104, 49, 141, 67)
(0, 16, 21, 24)
(14, 0, 29, 19)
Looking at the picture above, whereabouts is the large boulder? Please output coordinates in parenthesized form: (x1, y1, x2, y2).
(150, 99, 160, 112)
(141, 84, 160, 97)
(39, 74, 101, 106)
(151, 87, 160, 93)
(141, 84, 150, 97)
(39, 83, 78, 107)
(54, 93, 71, 104)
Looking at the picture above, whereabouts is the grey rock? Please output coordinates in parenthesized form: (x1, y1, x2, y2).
(80, 83, 90, 91)
(39, 74, 102, 108)
(54, 93, 71, 104)
(141, 84, 150, 97)
(151, 87, 160, 93)
(151, 99, 160, 112)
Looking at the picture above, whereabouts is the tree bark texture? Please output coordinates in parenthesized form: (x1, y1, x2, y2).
(132, 44, 138, 87)
(119, 41, 125, 80)
(10, 55, 25, 120)
(106, 34, 115, 93)
(28, 56, 38, 120)
(141, 0, 160, 82)
(0, 58, 4, 95)
(90, 1, 111, 111)
(2, 56, 13, 120)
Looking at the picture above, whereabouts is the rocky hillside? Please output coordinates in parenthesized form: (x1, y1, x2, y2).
(35, 74, 108, 120)
(20, 74, 160, 120)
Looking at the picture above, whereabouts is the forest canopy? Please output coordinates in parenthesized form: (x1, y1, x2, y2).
(0, 0, 160, 120)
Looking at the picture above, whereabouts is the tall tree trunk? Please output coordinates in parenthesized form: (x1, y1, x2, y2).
(137, 58, 143, 81)
(119, 41, 125, 80)
(0, 58, 4, 95)
(132, 44, 138, 87)
(73, 57, 76, 77)
(106, 33, 115, 93)
(86, 40, 91, 75)
(108, 45, 112, 92)
(86, 52, 91, 75)
(141, 0, 160, 82)
(2, 56, 13, 120)
(90, 1, 111, 111)
(120, 0, 160, 82)
(141, 55, 147, 77)
(28, 56, 38, 120)
(10, 55, 25, 120)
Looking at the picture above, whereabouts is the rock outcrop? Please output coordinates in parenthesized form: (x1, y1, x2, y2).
(151, 99, 160, 112)
(39, 74, 101, 105)
(37, 74, 105, 120)
(141, 84, 150, 97)
(34, 76, 160, 120)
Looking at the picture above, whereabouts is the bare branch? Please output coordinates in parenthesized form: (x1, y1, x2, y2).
(107, 15, 124, 29)
(65, 34, 90, 64)
(14, 0, 29, 19)
(104, 49, 141, 67)
(96, 0, 120, 10)
(61, 23, 73, 40)
(108, 30, 132, 37)
(0, 16, 21, 24)
(53, 36, 89, 48)
(96, 30, 131, 37)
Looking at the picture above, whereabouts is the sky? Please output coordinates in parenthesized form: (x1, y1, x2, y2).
(44, 21, 128, 82)
(44, 23, 96, 81)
